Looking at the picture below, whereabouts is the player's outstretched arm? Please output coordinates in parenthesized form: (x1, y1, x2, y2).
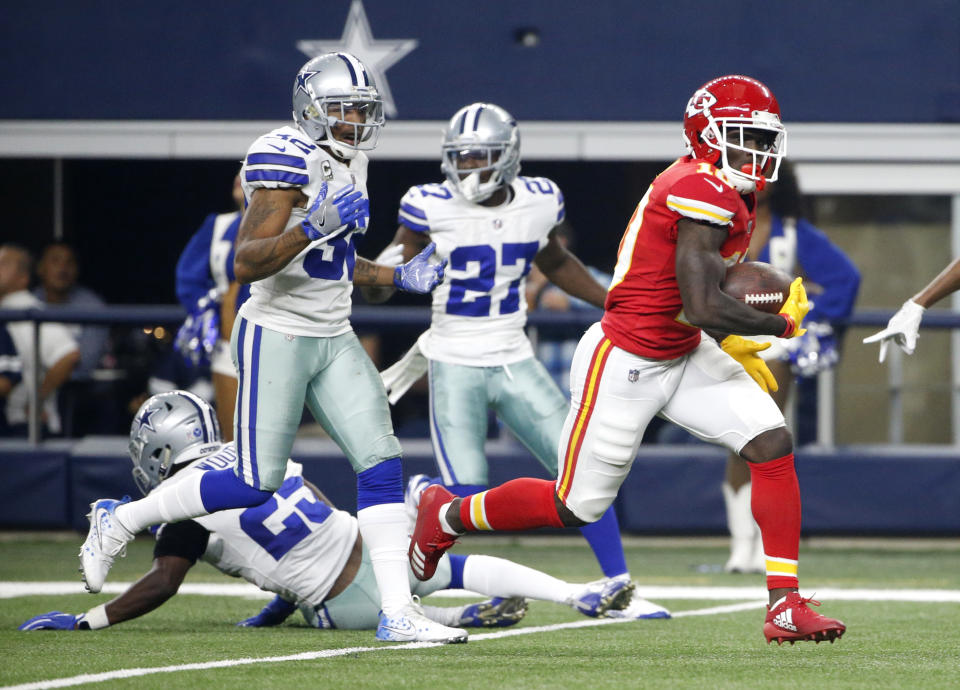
(534, 231, 607, 309)
(18, 555, 193, 631)
(101, 555, 194, 626)
(233, 187, 308, 284)
(355, 242, 447, 293)
(864, 257, 960, 362)
(357, 225, 429, 303)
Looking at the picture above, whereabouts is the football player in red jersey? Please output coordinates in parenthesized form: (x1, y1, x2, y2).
(410, 75, 845, 645)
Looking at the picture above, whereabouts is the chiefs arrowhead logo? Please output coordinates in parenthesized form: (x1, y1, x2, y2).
(686, 88, 717, 117)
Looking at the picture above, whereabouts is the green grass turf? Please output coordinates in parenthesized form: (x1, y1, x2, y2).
(1, 534, 958, 689)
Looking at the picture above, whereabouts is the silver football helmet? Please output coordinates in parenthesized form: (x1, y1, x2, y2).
(441, 103, 521, 202)
(128, 390, 222, 495)
(292, 52, 385, 161)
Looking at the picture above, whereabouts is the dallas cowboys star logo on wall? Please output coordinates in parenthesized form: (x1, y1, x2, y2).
(296, 0, 418, 118)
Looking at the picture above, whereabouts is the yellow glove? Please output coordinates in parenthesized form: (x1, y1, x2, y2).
(720, 335, 778, 393)
(778, 277, 810, 338)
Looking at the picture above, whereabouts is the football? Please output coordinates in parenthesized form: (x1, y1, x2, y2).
(721, 261, 793, 314)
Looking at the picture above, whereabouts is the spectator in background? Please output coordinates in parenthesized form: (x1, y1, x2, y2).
(0, 243, 79, 437)
(718, 161, 860, 573)
(33, 243, 109, 379)
(173, 173, 246, 439)
(0, 324, 22, 436)
(32, 242, 112, 435)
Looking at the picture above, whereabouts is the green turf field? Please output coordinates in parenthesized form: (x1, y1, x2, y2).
(2, 533, 959, 689)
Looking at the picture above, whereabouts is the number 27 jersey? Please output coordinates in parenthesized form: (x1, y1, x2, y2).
(398, 177, 565, 366)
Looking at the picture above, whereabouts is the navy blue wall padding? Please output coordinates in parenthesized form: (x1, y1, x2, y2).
(0, 442, 70, 528)
(1, 439, 958, 534)
(2, 2, 959, 123)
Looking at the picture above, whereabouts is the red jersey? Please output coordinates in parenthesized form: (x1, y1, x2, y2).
(601, 157, 756, 359)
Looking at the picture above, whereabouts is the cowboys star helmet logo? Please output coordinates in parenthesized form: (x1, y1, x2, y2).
(685, 88, 717, 117)
(295, 71, 319, 96)
(136, 407, 159, 432)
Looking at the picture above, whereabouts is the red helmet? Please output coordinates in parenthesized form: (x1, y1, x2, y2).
(682, 75, 787, 193)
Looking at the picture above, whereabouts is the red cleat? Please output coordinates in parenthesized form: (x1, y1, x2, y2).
(408, 484, 459, 581)
(763, 592, 846, 645)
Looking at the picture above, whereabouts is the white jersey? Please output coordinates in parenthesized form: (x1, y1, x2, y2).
(238, 125, 370, 337)
(398, 177, 565, 366)
(160, 443, 358, 607)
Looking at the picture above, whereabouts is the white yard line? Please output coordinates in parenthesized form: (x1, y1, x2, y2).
(2, 601, 761, 690)
(5, 582, 960, 602)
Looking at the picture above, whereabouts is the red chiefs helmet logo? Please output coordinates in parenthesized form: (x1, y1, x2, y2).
(685, 88, 717, 117)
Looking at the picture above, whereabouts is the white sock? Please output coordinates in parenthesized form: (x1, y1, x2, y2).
(723, 482, 761, 564)
(463, 554, 578, 604)
(114, 472, 208, 534)
(419, 604, 460, 627)
(437, 501, 461, 536)
(356, 503, 412, 616)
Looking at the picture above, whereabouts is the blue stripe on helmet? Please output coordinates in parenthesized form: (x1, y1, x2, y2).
(458, 110, 468, 135)
(472, 105, 484, 132)
(337, 53, 359, 86)
(178, 392, 210, 443)
(245, 170, 310, 185)
(247, 153, 307, 169)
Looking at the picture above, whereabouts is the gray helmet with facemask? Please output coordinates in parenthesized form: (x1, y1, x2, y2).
(441, 103, 521, 202)
(128, 390, 221, 495)
(291, 52, 385, 161)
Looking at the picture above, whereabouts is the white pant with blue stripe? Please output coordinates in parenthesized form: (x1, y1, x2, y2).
(231, 317, 402, 491)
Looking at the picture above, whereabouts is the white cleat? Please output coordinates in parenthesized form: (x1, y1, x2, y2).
(603, 590, 672, 620)
(568, 577, 636, 618)
(376, 602, 468, 644)
(78, 496, 133, 593)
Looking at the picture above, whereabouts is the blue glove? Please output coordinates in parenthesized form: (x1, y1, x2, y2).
(19, 611, 82, 631)
(393, 242, 447, 294)
(302, 183, 369, 240)
(236, 595, 297, 627)
(174, 288, 220, 368)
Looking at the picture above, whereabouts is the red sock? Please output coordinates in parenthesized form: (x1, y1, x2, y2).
(749, 453, 801, 590)
(458, 478, 564, 531)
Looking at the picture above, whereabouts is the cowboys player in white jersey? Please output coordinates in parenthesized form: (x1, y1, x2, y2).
(77, 53, 463, 643)
(375, 103, 669, 620)
(22, 392, 642, 632)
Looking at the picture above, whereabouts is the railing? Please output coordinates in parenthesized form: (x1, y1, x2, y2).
(2, 304, 958, 446)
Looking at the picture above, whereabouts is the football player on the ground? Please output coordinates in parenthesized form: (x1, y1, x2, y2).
(21, 392, 654, 632)
(369, 102, 667, 620)
(77, 53, 461, 644)
(409, 76, 847, 645)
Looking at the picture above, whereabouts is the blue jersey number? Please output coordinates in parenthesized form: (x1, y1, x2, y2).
(239, 477, 333, 560)
(303, 234, 358, 281)
(446, 242, 539, 317)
